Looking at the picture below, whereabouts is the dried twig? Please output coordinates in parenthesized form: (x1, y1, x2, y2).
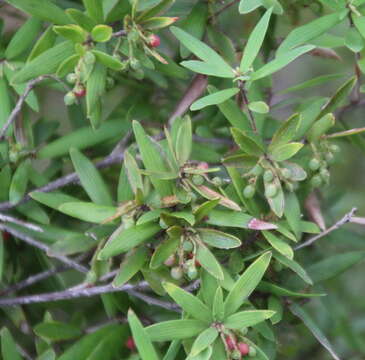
(0, 213, 43, 232)
(295, 208, 357, 250)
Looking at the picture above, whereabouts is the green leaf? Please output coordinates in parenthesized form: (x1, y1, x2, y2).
(190, 88, 239, 111)
(0, 77, 12, 136)
(66, 9, 97, 32)
(277, 11, 347, 55)
(207, 26, 236, 65)
(1, 328, 22, 360)
(284, 192, 301, 238)
(34, 322, 82, 341)
(224, 310, 275, 329)
(12, 41, 75, 84)
(91, 25, 113, 43)
(289, 303, 341, 360)
(264, 176, 284, 217)
(145, 320, 207, 341)
(56, 54, 80, 78)
(212, 287, 225, 321)
(27, 26, 57, 62)
(98, 222, 161, 259)
(262, 231, 293, 259)
(269, 113, 301, 150)
(239, 0, 262, 14)
(193, 199, 220, 223)
(345, 27, 364, 52)
(59, 202, 117, 223)
(53, 25, 88, 43)
(270, 142, 303, 161)
(180, 60, 233, 78)
(30, 191, 80, 210)
(9, 159, 30, 205)
(92, 50, 124, 70)
(224, 252, 272, 316)
(197, 228, 241, 249)
(248, 101, 270, 114)
(138, 0, 175, 21)
(124, 150, 144, 195)
(307, 113, 335, 142)
(196, 242, 224, 280)
(150, 235, 179, 269)
(112, 247, 148, 287)
(5, 18, 42, 60)
(257, 281, 325, 298)
(163, 282, 212, 323)
(170, 27, 234, 78)
(231, 128, 264, 156)
(240, 8, 273, 73)
(175, 116, 192, 165)
(70, 148, 113, 206)
(251, 45, 315, 81)
(7, 0, 70, 24)
(141, 16, 178, 30)
(190, 328, 218, 357)
(83, 0, 104, 23)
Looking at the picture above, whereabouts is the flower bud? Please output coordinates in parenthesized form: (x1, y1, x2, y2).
(231, 350, 242, 359)
(148, 34, 161, 48)
(74, 85, 86, 98)
(325, 152, 335, 164)
(212, 176, 223, 187)
(251, 164, 263, 176)
(330, 144, 340, 153)
(187, 266, 198, 279)
(281, 168, 292, 179)
(164, 254, 176, 267)
(225, 336, 236, 351)
(238, 342, 250, 356)
(125, 336, 136, 351)
(192, 174, 204, 186)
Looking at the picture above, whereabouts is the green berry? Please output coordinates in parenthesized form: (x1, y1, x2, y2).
(130, 58, 141, 70)
(251, 164, 263, 176)
(325, 152, 335, 164)
(320, 168, 330, 183)
(187, 266, 198, 280)
(231, 350, 241, 359)
(170, 267, 183, 280)
(182, 240, 194, 252)
(330, 144, 340, 153)
(66, 73, 77, 84)
(83, 51, 96, 65)
(192, 174, 204, 186)
(265, 184, 277, 198)
(212, 176, 223, 187)
(64, 92, 76, 106)
(243, 184, 255, 199)
(309, 158, 320, 171)
(281, 168, 292, 179)
(310, 175, 322, 187)
(248, 346, 257, 357)
(263, 170, 274, 182)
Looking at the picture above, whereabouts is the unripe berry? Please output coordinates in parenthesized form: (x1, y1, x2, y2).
(197, 162, 209, 170)
(182, 240, 194, 252)
(325, 152, 335, 164)
(263, 170, 274, 182)
(164, 254, 175, 267)
(64, 91, 76, 106)
(251, 164, 263, 176)
(170, 266, 183, 280)
(192, 174, 204, 186)
(74, 85, 86, 98)
(309, 158, 320, 171)
(187, 266, 198, 279)
(265, 184, 277, 198)
(310, 175, 322, 187)
(320, 168, 330, 183)
(231, 350, 242, 359)
(243, 184, 255, 199)
(248, 346, 257, 357)
(212, 176, 223, 187)
(148, 34, 161, 48)
(281, 168, 292, 179)
(125, 336, 136, 351)
(66, 73, 77, 84)
(83, 51, 96, 65)
(330, 144, 340, 153)
(238, 343, 250, 356)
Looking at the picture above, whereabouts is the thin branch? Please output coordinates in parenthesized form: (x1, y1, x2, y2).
(0, 223, 89, 273)
(0, 213, 43, 232)
(209, 0, 240, 21)
(295, 208, 357, 250)
(112, 29, 127, 38)
(239, 81, 257, 133)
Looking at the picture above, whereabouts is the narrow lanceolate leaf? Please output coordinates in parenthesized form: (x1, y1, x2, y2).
(258, 281, 325, 298)
(284, 192, 301, 238)
(150, 235, 179, 269)
(262, 231, 293, 259)
(248, 101, 270, 114)
(83, 0, 104, 23)
(197, 228, 241, 249)
(124, 150, 144, 195)
(70, 148, 113, 206)
(98, 222, 161, 259)
(251, 45, 315, 81)
(190, 88, 239, 111)
(190, 327, 218, 357)
(170, 27, 234, 78)
(307, 113, 335, 143)
(34, 322, 82, 341)
(196, 243, 224, 280)
(224, 310, 275, 330)
(163, 282, 212, 323)
(9, 159, 30, 205)
(112, 247, 148, 287)
(12, 41, 75, 83)
(92, 50, 124, 70)
(270, 142, 303, 162)
(212, 287, 225, 321)
(145, 320, 207, 341)
(231, 128, 264, 156)
(58, 202, 117, 223)
(325, 127, 365, 138)
(277, 11, 348, 55)
(224, 252, 272, 317)
(66, 9, 97, 32)
(289, 303, 341, 360)
(128, 310, 159, 360)
(175, 116, 192, 165)
(265, 177, 285, 218)
(0, 328, 22, 360)
(240, 8, 273, 73)
(269, 113, 301, 150)
(30, 191, 80, 210)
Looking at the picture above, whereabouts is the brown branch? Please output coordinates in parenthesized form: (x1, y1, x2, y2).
(238, 81, 257, 133)
(295, 208, 357, 250)
(0, 213, 43, 232)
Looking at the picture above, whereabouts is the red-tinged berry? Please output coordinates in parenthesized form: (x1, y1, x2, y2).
(197, 162, 209, 170)
(238, 342, 250, 356)
(125, 336, 136, 351)
(226, 335, 236, 351)
(195, 259, 201, 267)
(171, 266, 183, 280)
(148, 34, 161, 48)
(231, 349, 241, 359)
(74, 86, 86, 98)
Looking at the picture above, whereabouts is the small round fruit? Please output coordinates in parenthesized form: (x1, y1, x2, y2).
(310, 175, 322, 188)
(164, 254, 176, 267)
(66, 73, 77, 84)
(243, 185, 255, 199)
(281, 168, 292, 179)
(182, 240, 194, 252)
(325, 152, 335, 164)
(192, 174, 204, 186)
(309, 158, 320, 171)
(330, 144, 340, 153)
(148, 34, 161, 48)
(251, 164, 263, 176)
(212, 176, 223, 187)
(320, 168, 330, 183)
(265, 184, 277, 198)
(187, 266, 198, 279)
(130, 58, 141, 70)
(231, 350, 242, 359)
(248, 346, 257, 357)
(74, 85, 86, 98)
(170, 266, 183, 280)
(238, 343, 250, 356)
(263, 170, 274, 182)
(64, 91, 76, 106)
(125, 336, 136, 351)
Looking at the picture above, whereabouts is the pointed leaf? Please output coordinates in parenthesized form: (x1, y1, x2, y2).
(270, 142, 303, 161)
(190, 328, 218, 357)
(231, 128, 264, 156)
(262, 231, 293, 259)
(224, 310, 275, 330)
(197, 228, 241, 249)
(196, 242, 224, 280)
(191, 88, 239, 111)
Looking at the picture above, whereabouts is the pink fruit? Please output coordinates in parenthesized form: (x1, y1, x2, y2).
(238, 342, 250, 356)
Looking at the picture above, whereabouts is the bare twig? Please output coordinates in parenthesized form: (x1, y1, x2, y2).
(350, 216, 365, 225)
(112, 29, 127, 37)
(209, 0, 240, 21)
(239, 81, 257, 133)
(295, 208, 357, 250)
(0, 223, 89, 273)
(0, 213, 43, 232)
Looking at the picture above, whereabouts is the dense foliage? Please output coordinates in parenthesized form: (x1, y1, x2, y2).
(0, 0, 365, 359)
